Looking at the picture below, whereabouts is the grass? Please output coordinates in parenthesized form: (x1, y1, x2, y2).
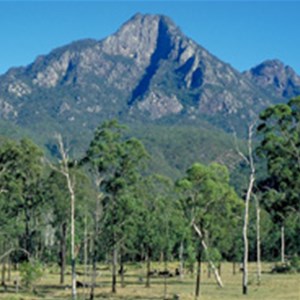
(0, 262, 299, 300)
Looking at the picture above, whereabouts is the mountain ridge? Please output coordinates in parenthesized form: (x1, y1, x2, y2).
(0, 13, 300, 176)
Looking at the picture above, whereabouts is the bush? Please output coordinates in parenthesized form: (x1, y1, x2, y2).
(271, 256, 300, 273)
(290, 255, 300, 272)
(271, 263, 292, 273)
(19, 260, 43, 290)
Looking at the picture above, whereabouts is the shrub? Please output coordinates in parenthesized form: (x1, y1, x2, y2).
(271, 256, 300, 273)
(19, 260, 43, 290)
(290, 255, 300, 272)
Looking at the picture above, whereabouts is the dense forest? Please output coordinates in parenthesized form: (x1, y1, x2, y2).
(0, 98, 299, 300)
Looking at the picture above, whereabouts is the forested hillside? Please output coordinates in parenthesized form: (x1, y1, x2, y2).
(0, 106, 300, 298)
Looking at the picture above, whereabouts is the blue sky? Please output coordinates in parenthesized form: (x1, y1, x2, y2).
(0, 1, 299, 75)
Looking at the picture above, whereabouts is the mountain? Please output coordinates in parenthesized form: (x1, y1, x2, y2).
(243, 59, 300, 100)
(0, 13, 299, 177)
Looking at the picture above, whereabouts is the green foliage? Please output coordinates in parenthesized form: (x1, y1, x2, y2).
(129, 121, 241, 180)
(134, 174, 185, 261)
(290, 255, 300, 272)
(1, 114, 299, 272)
(204, 247, 222, 265)
(257, 96, 300, 256)
(0, 138, 45, 257)
(271, 256, 300, 273)
(85, 120, 149, 255)
(20, 260, 43, 289)
(177, 162, 244, 260)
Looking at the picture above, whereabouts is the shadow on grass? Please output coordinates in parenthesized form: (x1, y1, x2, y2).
(94, 292, 165, 300)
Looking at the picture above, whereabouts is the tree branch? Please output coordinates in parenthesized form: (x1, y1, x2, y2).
(0, 248, 31, 262)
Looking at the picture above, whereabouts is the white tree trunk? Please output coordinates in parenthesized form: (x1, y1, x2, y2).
(242, 124, 255, 295)
(192, 223, 224, 288)
(66, 171, 76, 300)
(242, 174, 254, 295)
(234, 123, 256, 295)
(55, 134, 77, 300)
(179, 241, 184, 280)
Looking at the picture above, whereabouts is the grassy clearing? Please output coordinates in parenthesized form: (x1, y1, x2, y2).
(0, 262, 299, 300)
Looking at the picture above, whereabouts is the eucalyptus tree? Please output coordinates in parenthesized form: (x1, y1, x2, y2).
(44, 170, 69, 284)
(44, 165, 95, 285)
(0, 139, 45, 258)
(85, 120, 148, 294)
(135, 174, 184, 289)
(257, 96, 300, 259)
(47, 134, 82, 300)
(0, 178, 22, 286)
(177, 162, 243, 298)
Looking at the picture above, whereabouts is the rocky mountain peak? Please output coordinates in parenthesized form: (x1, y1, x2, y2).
(1, 13, 299, 140)
(101, 13, 180, 67)
(244, 59, 300, 99)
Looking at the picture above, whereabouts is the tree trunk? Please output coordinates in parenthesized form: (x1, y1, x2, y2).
(1, 260, 6, 286)
(112, 247, 117, 293)
(84, 215, 88, 299)
(7, 256, 11, 282)
(163, 260, 168, 300)
(233, 261, 236, 275)
(69, 175, 76, 300)
(54, 135, 77, 300)
(60, 222, 67, 284)
(146, 249, 151, 288)
(281, 226, 285, 263)
(207, 263, 211, 279)
(25, 208, 31, 255)
(242, 171, 254, 295)
(179, 241, 184, 280)
(89, 237, 97, 300)
(255, 195, 261, 285)
(192, 223, 223, 288)
(160, 251, 164, 264)
(15, 276, 19, 293)
(89, 256, 95, 299)
(90, 185, 101, 300)
(195, 246, 202, 300)
(236, 123, 255, 296)
(120, 250, 125, 288)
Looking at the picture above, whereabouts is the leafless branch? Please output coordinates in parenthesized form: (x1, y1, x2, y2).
(233, 130, 249, 164)
(0, 248, 31, 262)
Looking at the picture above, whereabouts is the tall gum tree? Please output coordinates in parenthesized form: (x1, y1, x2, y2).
(47, 134, 78, 300)
(84, 120, 148, 294)
(0, 139, 44, 257)
(176, 163, 243, 298)
(257, 96, 300, 261)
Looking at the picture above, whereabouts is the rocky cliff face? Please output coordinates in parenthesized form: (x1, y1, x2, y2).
(0, 14, 299, 137)
(243, 59, 300, 99)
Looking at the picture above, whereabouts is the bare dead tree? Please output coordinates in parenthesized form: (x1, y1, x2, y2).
(193, 222, 224, 288)
(48, 134, 77, 300)
(234, 123, 256, 295)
